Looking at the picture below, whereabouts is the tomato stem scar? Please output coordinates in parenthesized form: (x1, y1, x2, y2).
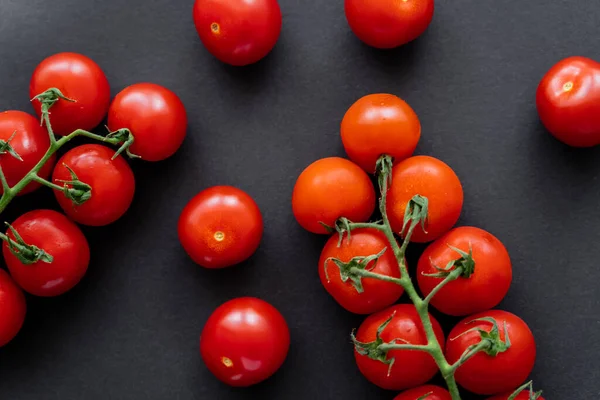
(563, 81, 574, 92)
(211, 23, 220, 34)
(221, 356, 233, 368)
(214, 231, 225, 241)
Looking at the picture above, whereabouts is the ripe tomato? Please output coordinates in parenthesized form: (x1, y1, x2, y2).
(394, 385, 452, 400)
(417, 226, 512, 316)
(3, 210, 90, 297)
(341, 94, 421, 173)
(52, 144, 135, 226)
(345, 0, 434, 49)
(488, 391, 545, 400)
(319, 228, 403, 314)
(0, 269, 26, 347)
(354, 304, 444, 391)
(107, 83, 187, 161)
(387, 156, 463, 243)
(29, 52, 110, 135)
(536, 56, 600, 147)
(200, 297, 290, 387)
(446, 310, 536, 395)
(193, 0, 282, 66)
(292, 157, 376, 234)
(0, 111, 55, 195)
(178, 186, 263, 269)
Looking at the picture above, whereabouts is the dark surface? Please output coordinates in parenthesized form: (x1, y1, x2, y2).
(0, 0, 599, 398)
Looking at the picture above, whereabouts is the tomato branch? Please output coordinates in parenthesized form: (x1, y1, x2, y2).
(0, 165, 11, 194)
(378, 342, 433, 352)
(423, 266, 464, 305)
(350, 267, 405, 287)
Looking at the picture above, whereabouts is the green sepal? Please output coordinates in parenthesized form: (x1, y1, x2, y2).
(401, 195, 429, 236)
(105, 128, 140, 159)
(55, 164, 92, 206)
(423, 245, 476, 279)
(352, 314, 396, 376)
(4, 223, 53, 264)
(31, 88, 75, 126)
(0, 131, 23, 161)
(508, 380, 543, 400)
(324, 247, 387, 293)
(458, 317, 512, 357)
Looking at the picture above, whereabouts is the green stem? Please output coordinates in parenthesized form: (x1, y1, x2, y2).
(346, 222, 385, 232)
(41, 107, 57, 145)
(423, 267, 464, 305)
(378, 342, 432, 352)
(30, 173, 64, 192)
(448, 340, 491, 375)
(350, 267, 405, 287)
(0, 165, 11, 194)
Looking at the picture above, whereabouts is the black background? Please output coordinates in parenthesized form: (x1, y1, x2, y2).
(1, 0, 599, 398)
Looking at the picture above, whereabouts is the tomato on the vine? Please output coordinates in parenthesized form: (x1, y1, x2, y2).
(387, 155, 463, 243)
(446, 310, 536, 395)
(178, 186, 263, 269)
(52, 144, 135, 226)
(29, 52, 110, 135)
(345, 0, 434, 49)
(193, 0, 282, 66)
(107, 83, 187, 161)
(341, 94, 421, 173)
(200, 297, 290, 387)
(0, 111, 55, 195)
(292, 157, 376, 234)
(0, 269, 26, 347)
(2, 210, 90, 297)
(394, 385, 452, 400)
(417, 226, 512, 316)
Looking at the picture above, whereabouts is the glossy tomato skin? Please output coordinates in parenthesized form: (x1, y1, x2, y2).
(0, 111, 55, 195)
(52, 144, 135, 226)
(387, 156, 463, 243)
(2, 210, 90, 297)
(107, 83, 187, 161)
(193, 0, 282, 66)
(354, 304, 444, 391)
(394, 385, 452, 400)
(341, 94, 421, 173)
(0, 269, 26, 347)
(29, 52, 110, 135)
(345, 0, 434, 49)
(200, 297, 290, 387)
(488, 392, 545, 400)
(446, 310, 536, 395)
(319, 228, 403, 314)
(536, 56, 600, 147)
(417, 226, 512, 316)
(178, 186, 263, 268)
(292, 157, 376, 234)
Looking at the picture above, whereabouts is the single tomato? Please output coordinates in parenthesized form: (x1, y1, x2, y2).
(29, 52, 110, 135)
(52, 144, 135, 226)
(107, 83, 187, 161)
(0, 111, 55, 195)
(200, 297, 290, 387)
(394, 385, 452, 400)
(341, 94, 421, 173)
(536, 56, 600, 147)
(178, 186, 263, 268)
(193, 0, 282, 66)
(0, 269, 26, 347)
(292, 157, 376, 234)
(387, 155, 463, 243)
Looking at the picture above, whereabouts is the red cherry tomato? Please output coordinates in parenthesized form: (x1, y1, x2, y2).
(488, 391, 545, 400)
(29, 52, 110, 135)
(394, 385, 452, 400)
(200, 297, 290, 387)
(0, 269, 26, 347)
(345, 0, 434, 49)
(536, 56, 600, 147)
(417, 226, 512, 316)
(107, 83, 187, 161)
(3, 210, 90, 297)
(52, 144, 135, 226)
(178, 186, 263, 268)
(387, 155, 463, 243)
(193, 0, 282, 66)
(446, 310, 536, 395)
(341, 94, 421, 173)
(319, 228, 404, 314)
(0, 111, 55, 195)
(354, 304, 444, 391)
(292, 157, 376, 234)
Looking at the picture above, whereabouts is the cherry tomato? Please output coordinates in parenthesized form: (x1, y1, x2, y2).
(536, 56, 600, 147)
(446, 310, 536, 395)
(345, 0, 434, 49)
(394, 385, 452, 400)
(488, 391, 545, 400)
(354, 304, 444, 391)
(387, 155, 463, 243)
(0, 111, 55, 195)
(107, 83, 187, 161)
(178, 186, 263, 269)
(3, 210, 90, 297)
(292, 157, 376, 234)
(319, 228, 403, 314)
(52, 144, 135, 226)
(417, 226, 512, 316)
(0, 269, 26, 347)
(193, 0, 282, 66)
(341, 94, 421, 173)
(200, 297, 290, 387)
(29, 52, 110, 135)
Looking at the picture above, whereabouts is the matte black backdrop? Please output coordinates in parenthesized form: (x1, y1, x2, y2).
(1, 0, 599, 398)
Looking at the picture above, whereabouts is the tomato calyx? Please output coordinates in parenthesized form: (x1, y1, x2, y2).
(0, 131, 23, 161)
(31, 88, 75, 128)
(352, 314, 397, 375)
(324, 247, 388, 293)
(2, 222, 53, 264)
(376, 154, 394, 189)
(400, 195, 429, 237)
(105, 128, 139, 159)
(508, 380, 543, 400)
(54, 164, 93, 206)
(424, 245, 476, 279)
